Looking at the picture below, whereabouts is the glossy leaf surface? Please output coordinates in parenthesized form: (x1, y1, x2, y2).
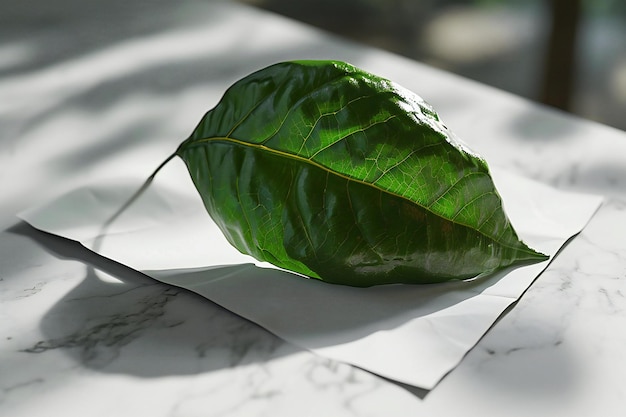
(176, 60, 547, 286)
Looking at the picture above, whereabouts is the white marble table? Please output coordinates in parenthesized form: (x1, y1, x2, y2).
(2, 1, 626, 416)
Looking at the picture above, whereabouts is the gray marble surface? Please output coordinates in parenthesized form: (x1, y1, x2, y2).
(2, 1, 626, 416)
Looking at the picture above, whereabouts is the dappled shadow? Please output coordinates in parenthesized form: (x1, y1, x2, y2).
(1, 0, 232, 76)
(561, 160, 626, 199)
(509, 105, 579, 142)
(0, 0, 379, 226)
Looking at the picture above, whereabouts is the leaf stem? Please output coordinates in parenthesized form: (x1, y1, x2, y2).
(92, 151, 178, 252)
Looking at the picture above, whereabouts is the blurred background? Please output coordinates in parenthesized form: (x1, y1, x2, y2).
(238, 0, 626, 132)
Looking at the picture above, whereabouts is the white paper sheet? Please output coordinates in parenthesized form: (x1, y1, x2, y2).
(19, 157, 603, 389)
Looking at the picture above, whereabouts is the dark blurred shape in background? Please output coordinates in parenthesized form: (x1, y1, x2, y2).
(238, 0, 626, 132)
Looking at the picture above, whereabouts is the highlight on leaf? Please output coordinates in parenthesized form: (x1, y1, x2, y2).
(172, 60, 547, 286)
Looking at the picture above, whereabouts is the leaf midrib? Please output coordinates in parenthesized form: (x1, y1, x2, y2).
(179, 136, 538, 256)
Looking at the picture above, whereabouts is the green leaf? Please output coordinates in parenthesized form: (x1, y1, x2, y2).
(175, 60, 547, 286)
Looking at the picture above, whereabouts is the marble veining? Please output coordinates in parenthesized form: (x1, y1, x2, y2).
(21, 281, 182, 369)
(418, 195, 626, 417)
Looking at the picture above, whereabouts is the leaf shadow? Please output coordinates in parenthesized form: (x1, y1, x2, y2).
(145, 258, 515, 352)
(8, 221, 515, 400)
(8, 222, 298, 378)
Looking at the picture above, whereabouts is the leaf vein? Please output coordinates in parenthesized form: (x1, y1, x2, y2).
(427, 171, 487, 209)
(257, 73, 355, 145)
(308, 114, 397, 160)
(371, 141, 443, 185)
